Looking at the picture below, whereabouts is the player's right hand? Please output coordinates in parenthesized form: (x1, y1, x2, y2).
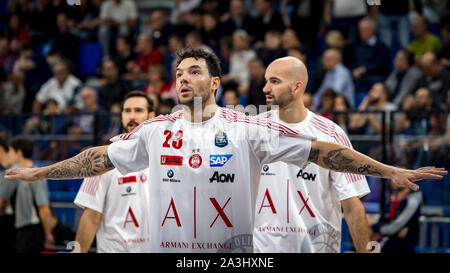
(4, 167, 44, 182)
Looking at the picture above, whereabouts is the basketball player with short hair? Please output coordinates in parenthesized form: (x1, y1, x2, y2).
(254, 57, 370, 253)
(74, 91, 155, 252)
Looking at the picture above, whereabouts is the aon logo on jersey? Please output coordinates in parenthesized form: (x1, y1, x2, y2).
(297, 169, 316, 181)
(209, 172, 235, 183)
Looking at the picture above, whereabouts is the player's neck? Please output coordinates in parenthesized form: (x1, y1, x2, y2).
(183, 102, 218, 123)
(278, 100, 307, 124)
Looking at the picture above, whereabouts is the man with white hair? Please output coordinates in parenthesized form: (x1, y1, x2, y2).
(313, 48, 355, 109)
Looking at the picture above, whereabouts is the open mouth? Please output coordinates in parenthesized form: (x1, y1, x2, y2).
(127, 122, 138, 131)
(180, 86, 192, 95)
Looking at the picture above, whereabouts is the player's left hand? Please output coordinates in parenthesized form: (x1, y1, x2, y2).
(390, 166, 447, 191)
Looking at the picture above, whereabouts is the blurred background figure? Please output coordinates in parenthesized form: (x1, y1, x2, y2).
(313, 48, 354, 109)
(98, 0, 138, 59)
(370, 180, 422, 253)
(1, 137, 53, 253)
(385, 49, 423, 107)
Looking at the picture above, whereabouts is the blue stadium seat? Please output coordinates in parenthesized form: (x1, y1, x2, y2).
(78, 42, 103, 77)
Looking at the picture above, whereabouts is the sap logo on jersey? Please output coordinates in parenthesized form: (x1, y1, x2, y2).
(210, 154, 233, 167)
(209, 171, 235, 183)
(296, 169, 316, 181)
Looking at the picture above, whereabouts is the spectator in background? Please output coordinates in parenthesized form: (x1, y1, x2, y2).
(351, 17, 391, 94)
(0, 36, 15, 75)
(113, 35, 136, 78)
(49, 13, 79, 66)
(185, 30, 214, 53)
(440, 14, 450, 70)
(244, 58, 266, 110)
(68, 87, 108, 136)
(220, 0, 257, 38)
(147, 9, 173, 50)
(324, 0, 368, 45)
(349, 82, 397, 135)
(370, 181, 422, 253)
(257, 30, 287, 67)
(409, 15, 443, 61)
(3, 137, 53, 252)
(170, 0, 202, 26)
(144, 65, 169, 96)
(417, 51, 450, 107)
(333, 95, 352, 133)
(98, 0, 138, 59)
(98, 59, 131, 110)
(5, 13, 31, 51)
(159, 59, 179, 104)
(74, 0, 103, 42)
(280, 0, 325, 47)
(280, 28, 302, 51)
(164, 34, 184, 80)
(223, 88, 241, 109)
(313, 48, 355, 109)
(376, 0, 422, 49)
(28, 0, 57, 42)
(253, 0, 285, 44)
(202, 12, 222, 50)
(132, 33, 164, 81)
(325, 30, 354, 68)
(32, 59, 81, 113)
(0, 69, 25, 115)
(385, 49, 423, 107)
(317, 88, 337, 120)
(0, 133, 15, 253)
(223, 30, 256, 87)
(158, 98, 176, 115)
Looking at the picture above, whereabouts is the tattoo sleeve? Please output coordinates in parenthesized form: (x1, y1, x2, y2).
(319, 147, 383, 177)
(46, 146, 114, 179)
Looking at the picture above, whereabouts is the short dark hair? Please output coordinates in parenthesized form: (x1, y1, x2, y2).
(176, 47, 222, 79)
(0, 133, 9, 152)
(398, 49, 414, 67)
(10, 136, 34, 159)
(121, 91, 155, 113)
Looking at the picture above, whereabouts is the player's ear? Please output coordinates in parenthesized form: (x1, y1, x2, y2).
(293, 81, 304, 95)
(211, 76, 220, 92)
(149, 112, 156, 119)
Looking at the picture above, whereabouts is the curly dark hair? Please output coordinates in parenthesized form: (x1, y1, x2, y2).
(176, 47, 222, 79)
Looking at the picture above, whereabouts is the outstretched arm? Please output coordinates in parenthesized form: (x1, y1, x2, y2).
(4, 146, 114, 182)
(308, 140, 447, 191)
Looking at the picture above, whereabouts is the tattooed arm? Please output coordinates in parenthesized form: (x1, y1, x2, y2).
(308, 140, 447, 191)
(3, 146, 114, 182)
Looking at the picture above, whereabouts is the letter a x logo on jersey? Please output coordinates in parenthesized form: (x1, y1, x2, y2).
(297, 191, 316, 218)
(210, 197, 233, 228)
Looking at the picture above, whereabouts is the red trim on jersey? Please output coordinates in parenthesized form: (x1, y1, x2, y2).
(81, 176, 101, 196)
(220, 108, 299, 137)
(118, 111, 184, 140)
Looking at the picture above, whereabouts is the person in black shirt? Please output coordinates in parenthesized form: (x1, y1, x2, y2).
(98, 59, 131, 110)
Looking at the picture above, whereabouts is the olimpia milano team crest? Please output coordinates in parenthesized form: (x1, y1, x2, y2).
(301, 223, 340, 253)
(216, 234, 253, 253)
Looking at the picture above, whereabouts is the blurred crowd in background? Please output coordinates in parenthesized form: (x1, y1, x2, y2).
(0, 0, 447, 166)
